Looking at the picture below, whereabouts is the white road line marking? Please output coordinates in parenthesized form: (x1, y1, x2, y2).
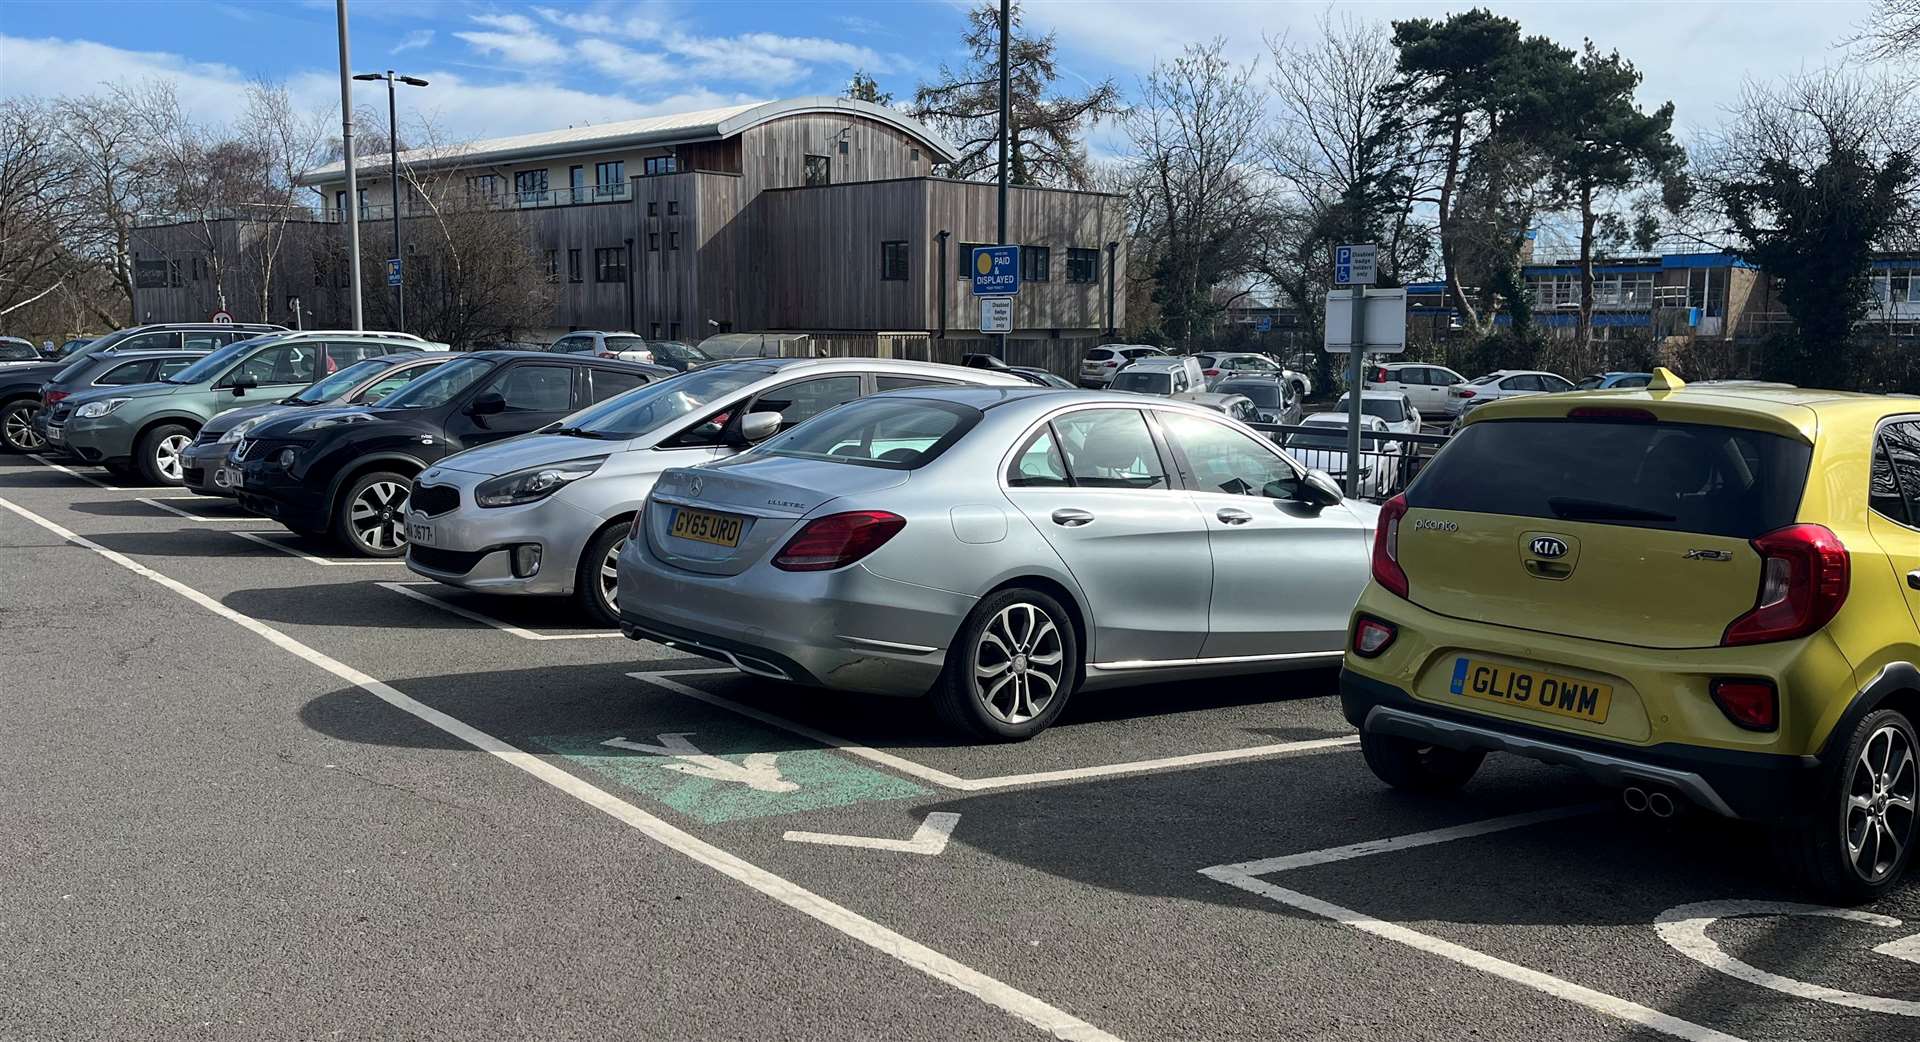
(378, 581, 622, 641)
(1201, 808, 1746, 1042)
(136, 497, 260, 523)
(633, 670, 1358, 792)
(602, 733, 798, 793)
(25, 453, 170, 491)
(1655, 901, 1920, 1017)
(786, 812, 962, 855)
(230, 529, 401, 567)
(0, 495, 1123, 1042)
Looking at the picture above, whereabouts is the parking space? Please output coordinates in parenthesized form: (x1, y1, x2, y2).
(2, 450, 1913, 1042)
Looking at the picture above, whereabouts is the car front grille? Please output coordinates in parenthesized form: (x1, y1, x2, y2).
(193, 427, 222, 445)
(409, 482, 460, 517)
(407, 543, 488, 576)
(182, 466, 204, 486)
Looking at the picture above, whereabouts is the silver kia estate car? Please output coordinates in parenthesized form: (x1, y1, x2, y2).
(404, 358, 1027, 625)
(619, 387, 1378, 739)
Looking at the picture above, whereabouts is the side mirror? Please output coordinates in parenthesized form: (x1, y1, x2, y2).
(229, 373, 258, 395)
(738, 410, 782, 444)
(1295, 469, 1343, 507)
(468, 391, 507, 416)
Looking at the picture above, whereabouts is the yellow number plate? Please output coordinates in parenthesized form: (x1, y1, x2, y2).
(669, 507, 744, 547)
(1448, 658, 1612, 723)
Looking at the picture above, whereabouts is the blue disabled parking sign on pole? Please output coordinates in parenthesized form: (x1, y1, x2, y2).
(970, 245, 1020, 296)
(386, 257, 403, 287)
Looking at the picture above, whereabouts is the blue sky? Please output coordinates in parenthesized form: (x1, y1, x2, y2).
(0, 0, 1881, 154)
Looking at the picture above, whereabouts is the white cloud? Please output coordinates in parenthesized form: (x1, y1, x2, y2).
(577, 38, 680, 86)
(391, 29, 434, 55)
(534, 4, 664, 41)
(468, 12, 538, 35)
(452, 29, 569, 66)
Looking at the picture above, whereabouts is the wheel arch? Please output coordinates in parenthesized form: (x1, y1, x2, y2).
(1818, 662, 1920, 764)
(323, 452, 428, 520)
(979, 573, 1091, 687)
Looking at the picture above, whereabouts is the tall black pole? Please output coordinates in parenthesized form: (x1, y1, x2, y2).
(335, 0, 363, 330)
(996, 0, 1009, 357)
(385, 72, 404, 334)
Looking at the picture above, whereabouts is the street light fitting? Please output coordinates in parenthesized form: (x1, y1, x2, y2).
(398, 75, 429, 87)
(351, 72, 383, 81)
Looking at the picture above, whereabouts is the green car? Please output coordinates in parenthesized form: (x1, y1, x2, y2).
(52, 331, 436, 484)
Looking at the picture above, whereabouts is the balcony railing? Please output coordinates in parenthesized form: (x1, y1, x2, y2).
(317, 181, 635, 224)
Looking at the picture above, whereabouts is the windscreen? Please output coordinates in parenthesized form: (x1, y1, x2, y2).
(565, 365, 761, 438)
(1220, 380, 1281, 408)
(759, 397, 980, 470)
(1288, 423, 1351, 450)
(1340, 398, 1406, 423)
(376, 356, 493, 409)
(52, 354, 100, 384)
(1111, 371, 1171, 394)
(291, 358, 391, 403)
(1407, 418, 1812, 538)
(652, 340, 712, 364)
(603, 335, 649, 355)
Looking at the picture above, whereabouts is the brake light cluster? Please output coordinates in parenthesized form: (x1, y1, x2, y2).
(1372, 494, 1410, 599)
(773, 511, 905, 572)
(1721, 524, 1849, 646)
(1455, 389, 1476, 399)
(43, 390, 68, 406)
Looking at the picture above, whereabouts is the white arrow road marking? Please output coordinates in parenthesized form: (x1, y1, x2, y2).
(785, 813, 962, 855)
(601, 732, 798, 793)
(1873, 932, 1920, 965)
(1655, 900, 1920, 1017)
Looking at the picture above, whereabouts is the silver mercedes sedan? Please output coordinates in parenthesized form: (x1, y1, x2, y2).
(618, 387, 1379, 740)
(403, 358, 1025, 624)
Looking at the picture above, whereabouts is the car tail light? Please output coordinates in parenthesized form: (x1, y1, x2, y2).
(1456, 389, 1476, 398)
(629, 504, 646, 539)
(598, 350, 619, 359)
(1710, 678, 1778, 731)
(1372, 494, 1410, 599)
(774, 511, 905, 572)
(1105, 359, 1118, 368)
(1722, 524, 1849, 646)
(1351, 615, 1397, 658)
(44, 390, 67, 406)
(1204, 368, 1220, 377)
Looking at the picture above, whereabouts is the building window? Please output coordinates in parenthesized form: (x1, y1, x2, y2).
(595, 160, 624, 198)
(837, 139, 848, 155)
(648, 233, 660, 252)
(595, 246, 627, 283)
(958, 242, 992, 279)
(804, 154, 831, 187)
(647, 202, 658, 217)
(880, 241, 909, 281)
(357, 188, 369, 216)
(567, 248, 582, 283)
(191, 257, 206, 282)
(669, 322, 680, 340)
(667, 200, 679, 216)
(466, 174, 502, 201)
(1067, 247, 1100, 284)
(910, 148, 921, 162)
(669, 231, 681, 251)
(1022, 246, 1050, 283)
(569, 165, 585, 203)
(514, 169, 548, 204)
(651, 322, 662, 338)
(333, 190, 345, 219)
(644, 155, 677, 176)
(543, 249, 559, 283)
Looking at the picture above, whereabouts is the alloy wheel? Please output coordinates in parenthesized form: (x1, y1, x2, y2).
(350, 480, 409, 552)
(599, 536, 624, 611)
(972, 602, 1065, 725)
(154, 433, 192, 481)
(4, 407, 44, 451)
(1845, 722, 1916, 883)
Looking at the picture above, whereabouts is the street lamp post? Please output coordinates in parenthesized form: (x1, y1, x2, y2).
(352, 70, 427, 334)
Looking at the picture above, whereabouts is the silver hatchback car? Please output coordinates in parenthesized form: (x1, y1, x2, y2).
(619, 388, 1378, 739)
(405, 358, 1026, 624)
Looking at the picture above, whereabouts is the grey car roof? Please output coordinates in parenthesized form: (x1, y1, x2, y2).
(707, 356, 1029, 383)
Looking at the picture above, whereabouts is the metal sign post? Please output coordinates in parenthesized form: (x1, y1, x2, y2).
(1332, 244, 1378, 498)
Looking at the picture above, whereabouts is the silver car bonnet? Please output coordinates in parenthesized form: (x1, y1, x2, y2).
(646, 456, 909, 577)
(432, 432, 628, 476)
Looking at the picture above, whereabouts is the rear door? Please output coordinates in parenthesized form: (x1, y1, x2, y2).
(1868, 419, 1920, 630)
(1157, 409, 1370, 658)
(1399, 414, 1814, 649)
(219, 343, 321, 413)
(1001, 407, 1212, 663)
(586, 366, 651, 405)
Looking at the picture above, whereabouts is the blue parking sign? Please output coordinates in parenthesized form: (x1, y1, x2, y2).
(970, 246, 1020, 296)
(386, 257, 402, 287)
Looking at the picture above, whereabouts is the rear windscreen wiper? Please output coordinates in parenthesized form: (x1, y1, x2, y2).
(1546, 497, 1676, 523)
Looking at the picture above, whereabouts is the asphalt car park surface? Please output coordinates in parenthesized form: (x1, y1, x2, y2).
(1, 451, 1913, 1041)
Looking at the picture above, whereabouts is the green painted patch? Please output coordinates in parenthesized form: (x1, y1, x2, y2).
(531, 718, 925, 824)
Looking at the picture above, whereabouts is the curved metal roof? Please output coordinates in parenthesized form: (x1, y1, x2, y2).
(298, 96, 957, 184)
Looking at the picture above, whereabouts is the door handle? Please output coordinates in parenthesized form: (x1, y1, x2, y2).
(1051, 508, 1095, 528)
(1216, 507, 1253, 525)
(1909, 570, 1920, 591)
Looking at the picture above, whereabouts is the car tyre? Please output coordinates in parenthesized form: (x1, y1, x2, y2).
(1359, 730, 1485, 792)
(575, 521, 628, 627)
(1773, 707, 1916, 904)
(333, 470, 412, 558)
(0, 399, 43, 453)
(135, 423, 194, 486)
(933, 587, 1079, 742)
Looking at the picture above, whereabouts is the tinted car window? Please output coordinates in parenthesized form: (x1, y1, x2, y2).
(489, 364, 573, 411)
(379, 356, 494, 409)
(1218, 380, 1281, 408)
(293, 358, 391, 403)
(1873, 421, 1920, 526)
(228, 344, 319, 386)
(182, 331, 230, 351)
(156, 358, 197, 380)
(588, 367, 649, 403)
(1084, 348, 1114, 361)
(603, 336, 650, 355)
(1051, 409, 1168, 490)
(96, 359, 157, 385)
(1111, 370, 1172, 394)
(1162, 412, 1300, 498)
(752, 375, 862, 432)
(875, 375, 955, 392)
(760, 397, 980, 470)
(1614, 375, 1651, 388)
(1008, 427, 1072, 487)
(354, 363, 440, 404)
(1410, 418, 1812, 539)
(576, 365, 761, 441)
(115, 331, 181, 351)
(1342, 398, 1407, 423)
(0, 341, 36, 361)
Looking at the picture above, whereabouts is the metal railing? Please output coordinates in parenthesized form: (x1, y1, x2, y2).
(1247, 423, 1452, 503)
(316, 182, 633, 224)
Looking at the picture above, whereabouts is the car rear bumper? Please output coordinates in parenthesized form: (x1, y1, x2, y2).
(1341, 669, 1820, 822)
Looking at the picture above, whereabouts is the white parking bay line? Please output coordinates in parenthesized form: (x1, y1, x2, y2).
(1200, 808, 1747, 1042)
(378, 581, 622, 641)
(229, 530, 402, 567)
(634, 670, 1359, 792)
(137, 497, 261, 523)
(25, 454, 171, 492)
(0, 494, 1125, 1042)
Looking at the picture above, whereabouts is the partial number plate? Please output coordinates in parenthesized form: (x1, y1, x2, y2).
(407, 522, 434, 545)
(669, 507, 744, 548)
(1448, 657, 1613, 724)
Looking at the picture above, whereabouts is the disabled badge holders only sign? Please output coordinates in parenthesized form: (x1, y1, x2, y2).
(970, 245, 1020, 296)
(980, 297, 1012, 334)
(386, 258, 402, 287)
(1333, 244, 1376, 287)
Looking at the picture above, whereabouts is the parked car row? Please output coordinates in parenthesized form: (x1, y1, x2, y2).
(13, 333, 1916, 899)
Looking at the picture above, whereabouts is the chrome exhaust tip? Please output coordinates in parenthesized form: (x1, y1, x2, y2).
(1622, 786, 1649, 814)
(1648, 789, 1678, 819)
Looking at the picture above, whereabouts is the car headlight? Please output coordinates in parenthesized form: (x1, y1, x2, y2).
(274, 447, 298, 470)
(474, 456, 607, 508)
(218, 417, 262, 444)
(74, 397, 130, 419)
(290, 412, 378, 434)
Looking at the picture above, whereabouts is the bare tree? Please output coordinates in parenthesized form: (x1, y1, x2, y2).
(59, 89, 154, 326)
(1855, 0, 1920, 61)
(237, 78, 331, 324)
(0, 98, 80, 325)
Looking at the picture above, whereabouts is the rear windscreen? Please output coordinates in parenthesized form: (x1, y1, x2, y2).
(1407, 418, 1811, 538)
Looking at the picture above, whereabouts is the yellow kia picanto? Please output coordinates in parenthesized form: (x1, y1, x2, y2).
(1342, 370, 1919, 901)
